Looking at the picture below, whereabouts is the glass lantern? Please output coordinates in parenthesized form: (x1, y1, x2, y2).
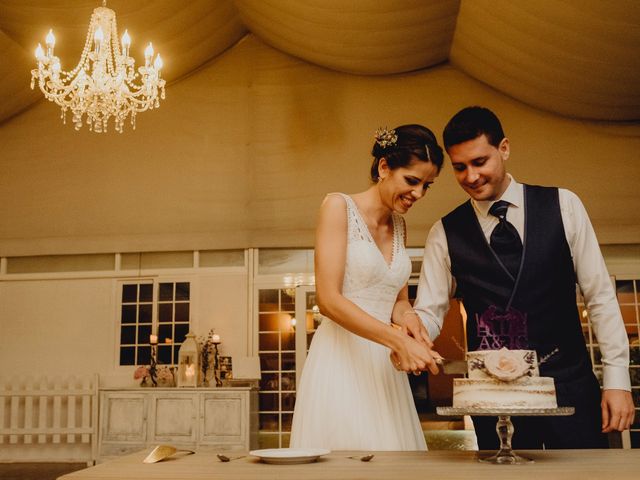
(177, 331, 199, 387)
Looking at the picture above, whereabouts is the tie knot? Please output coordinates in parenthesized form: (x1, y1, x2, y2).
(489, 200, 510, 220)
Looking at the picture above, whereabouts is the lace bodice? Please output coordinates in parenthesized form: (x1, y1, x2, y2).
(333, 193, 412, 323)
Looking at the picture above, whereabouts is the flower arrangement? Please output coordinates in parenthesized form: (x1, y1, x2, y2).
(133, 365, 175, 387)
(198, 329, 216, 386)
(133, 365, 151, 386)
(157, 365, 175, 386)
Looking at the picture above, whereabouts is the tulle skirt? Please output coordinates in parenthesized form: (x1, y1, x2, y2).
(290, 318, 427, 451)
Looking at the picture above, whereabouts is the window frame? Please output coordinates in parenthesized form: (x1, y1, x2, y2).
(114, 275, 198, 370)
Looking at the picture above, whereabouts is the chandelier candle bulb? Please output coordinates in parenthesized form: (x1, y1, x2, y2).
(145, 42, 154, 65)
(35, 44, 44, 62)
(154, 54, 163, 71)
(94, 27, 104, 48)
(121, 29, 131, 54)
(45, 29, 55, 49)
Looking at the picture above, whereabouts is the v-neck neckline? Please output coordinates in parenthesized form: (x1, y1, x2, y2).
(347, 195, 397, 268)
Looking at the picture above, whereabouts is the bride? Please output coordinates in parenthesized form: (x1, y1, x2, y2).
(290, 125, 444, 451)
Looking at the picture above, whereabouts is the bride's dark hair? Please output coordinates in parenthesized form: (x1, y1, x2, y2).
(370, 124, 444, 182)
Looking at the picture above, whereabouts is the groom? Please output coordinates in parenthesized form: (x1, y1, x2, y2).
(413, 106, 634, 449)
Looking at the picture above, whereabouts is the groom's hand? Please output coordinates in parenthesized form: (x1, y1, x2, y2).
(401, 311, 434, 348)
(601, 389, 635, 432)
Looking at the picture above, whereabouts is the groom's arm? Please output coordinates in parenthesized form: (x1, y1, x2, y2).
(413, 220, 454, 342)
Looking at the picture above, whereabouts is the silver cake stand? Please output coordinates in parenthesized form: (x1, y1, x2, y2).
(436, 407, 575, 464)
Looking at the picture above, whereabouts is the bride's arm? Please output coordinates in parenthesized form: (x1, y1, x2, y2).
(315, 195, 437, 373)
(391, 286, 434, 349)
(390, 216, 437, 351)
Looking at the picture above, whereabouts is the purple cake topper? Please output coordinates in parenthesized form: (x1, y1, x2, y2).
(476, 305, 528, 350)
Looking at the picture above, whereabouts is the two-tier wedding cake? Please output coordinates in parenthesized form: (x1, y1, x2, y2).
(452, 348, 557, 409)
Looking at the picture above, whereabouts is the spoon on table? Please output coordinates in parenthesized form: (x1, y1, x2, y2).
(347, 454, 374, 462)
(217, 454, 246, 462)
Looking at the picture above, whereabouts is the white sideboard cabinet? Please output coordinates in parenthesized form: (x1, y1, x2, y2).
(98, 387, 257, 460)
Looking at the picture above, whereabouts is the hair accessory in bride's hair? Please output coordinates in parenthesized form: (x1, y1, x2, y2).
(374, 127, 398, 149)
(425, 144, 432, 161)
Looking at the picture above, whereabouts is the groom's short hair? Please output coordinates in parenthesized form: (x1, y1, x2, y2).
(443, 106, 505, 151)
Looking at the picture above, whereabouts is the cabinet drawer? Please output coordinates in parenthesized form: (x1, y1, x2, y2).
(100, 393, 147, 443)
(199, 392, 246, 446)
(149, 394, 198, 443)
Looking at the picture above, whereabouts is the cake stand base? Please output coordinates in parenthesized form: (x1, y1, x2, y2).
(437, 407, 575, 464)
(477, 415, 532, 464)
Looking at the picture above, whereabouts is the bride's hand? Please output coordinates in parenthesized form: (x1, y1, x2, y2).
(390, 333, 440, 375)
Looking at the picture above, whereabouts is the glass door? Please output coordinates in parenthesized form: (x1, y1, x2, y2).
(294, 286, 322, 386)
(256, 286, 319, 448)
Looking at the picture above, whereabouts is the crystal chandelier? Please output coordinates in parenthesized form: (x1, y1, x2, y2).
(31, 0, 165, 133)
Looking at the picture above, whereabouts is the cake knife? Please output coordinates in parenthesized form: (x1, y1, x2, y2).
(435, 358, 467, 375)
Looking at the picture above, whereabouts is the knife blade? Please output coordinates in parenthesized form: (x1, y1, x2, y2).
(435, 358, 467, 375)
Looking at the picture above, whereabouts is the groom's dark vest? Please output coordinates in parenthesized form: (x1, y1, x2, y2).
(442, 185, 592, 382)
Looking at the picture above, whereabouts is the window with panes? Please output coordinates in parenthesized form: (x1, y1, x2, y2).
(119, 280, 191, 366)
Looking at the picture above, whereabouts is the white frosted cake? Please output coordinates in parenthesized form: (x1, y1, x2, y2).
(452, 348, 557, 409)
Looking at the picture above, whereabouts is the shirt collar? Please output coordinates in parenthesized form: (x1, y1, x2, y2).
(472, 174, 523, 217)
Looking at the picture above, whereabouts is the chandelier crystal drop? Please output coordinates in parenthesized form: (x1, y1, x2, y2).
(30, 0, 165, 133)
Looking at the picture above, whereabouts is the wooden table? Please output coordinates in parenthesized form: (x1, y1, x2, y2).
(59, 448, 640, 480)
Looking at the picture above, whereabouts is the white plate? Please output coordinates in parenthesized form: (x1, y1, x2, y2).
(249, 448, 331, 465)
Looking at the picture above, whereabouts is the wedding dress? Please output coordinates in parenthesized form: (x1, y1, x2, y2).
(290, 193, 427, 451)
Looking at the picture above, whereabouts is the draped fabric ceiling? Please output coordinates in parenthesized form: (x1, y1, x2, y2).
(1, 0, 638, 124)
(0, 0, 639, 257)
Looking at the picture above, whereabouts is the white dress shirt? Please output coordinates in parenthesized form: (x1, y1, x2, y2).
(415, 175, 631, 391)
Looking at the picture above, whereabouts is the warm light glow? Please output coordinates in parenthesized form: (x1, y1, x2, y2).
(94, 26, 104, 44)
(45, 29, 55, 47)
(185, 364, 195, 378)
(582, 309, 588, 318)
(30, 4, 165, 133)
(153, 53, 163, 70)
(212, 333, 221, 344)
(121, 29, 131, 48)
(291, 317, 297, 327)
(35, 44, 44, 60)
(145, 42, 154, 58)
(165, 337, 173, 344)
(149, 334, 158, 345)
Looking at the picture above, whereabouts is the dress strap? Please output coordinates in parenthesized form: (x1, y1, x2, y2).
(326, 193, 371, 243)
(391, 213, 403, 260)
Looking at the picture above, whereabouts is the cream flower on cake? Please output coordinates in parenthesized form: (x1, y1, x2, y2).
(484, 348, 529, 381)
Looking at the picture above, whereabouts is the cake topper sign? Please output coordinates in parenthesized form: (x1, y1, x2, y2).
(476, 305, 528, 350)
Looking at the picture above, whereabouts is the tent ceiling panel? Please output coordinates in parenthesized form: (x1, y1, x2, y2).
(0, 0, 638, 124)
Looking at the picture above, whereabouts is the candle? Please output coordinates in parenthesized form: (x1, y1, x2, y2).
(185, 364, 195, 378)
(35, 44, 44, 61)
(144, 42, 154, 66)
(45, 29, 55, 49)
(149, 334, 158, 345)
(121, 29, 131, 53)
(212, 333, 221, 344)
(94, 27, 104, 49)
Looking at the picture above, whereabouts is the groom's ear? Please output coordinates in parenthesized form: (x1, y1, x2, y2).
(498, 137, 510, 160)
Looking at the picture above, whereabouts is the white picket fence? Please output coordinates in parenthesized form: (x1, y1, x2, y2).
(0, 375, 98, 464)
